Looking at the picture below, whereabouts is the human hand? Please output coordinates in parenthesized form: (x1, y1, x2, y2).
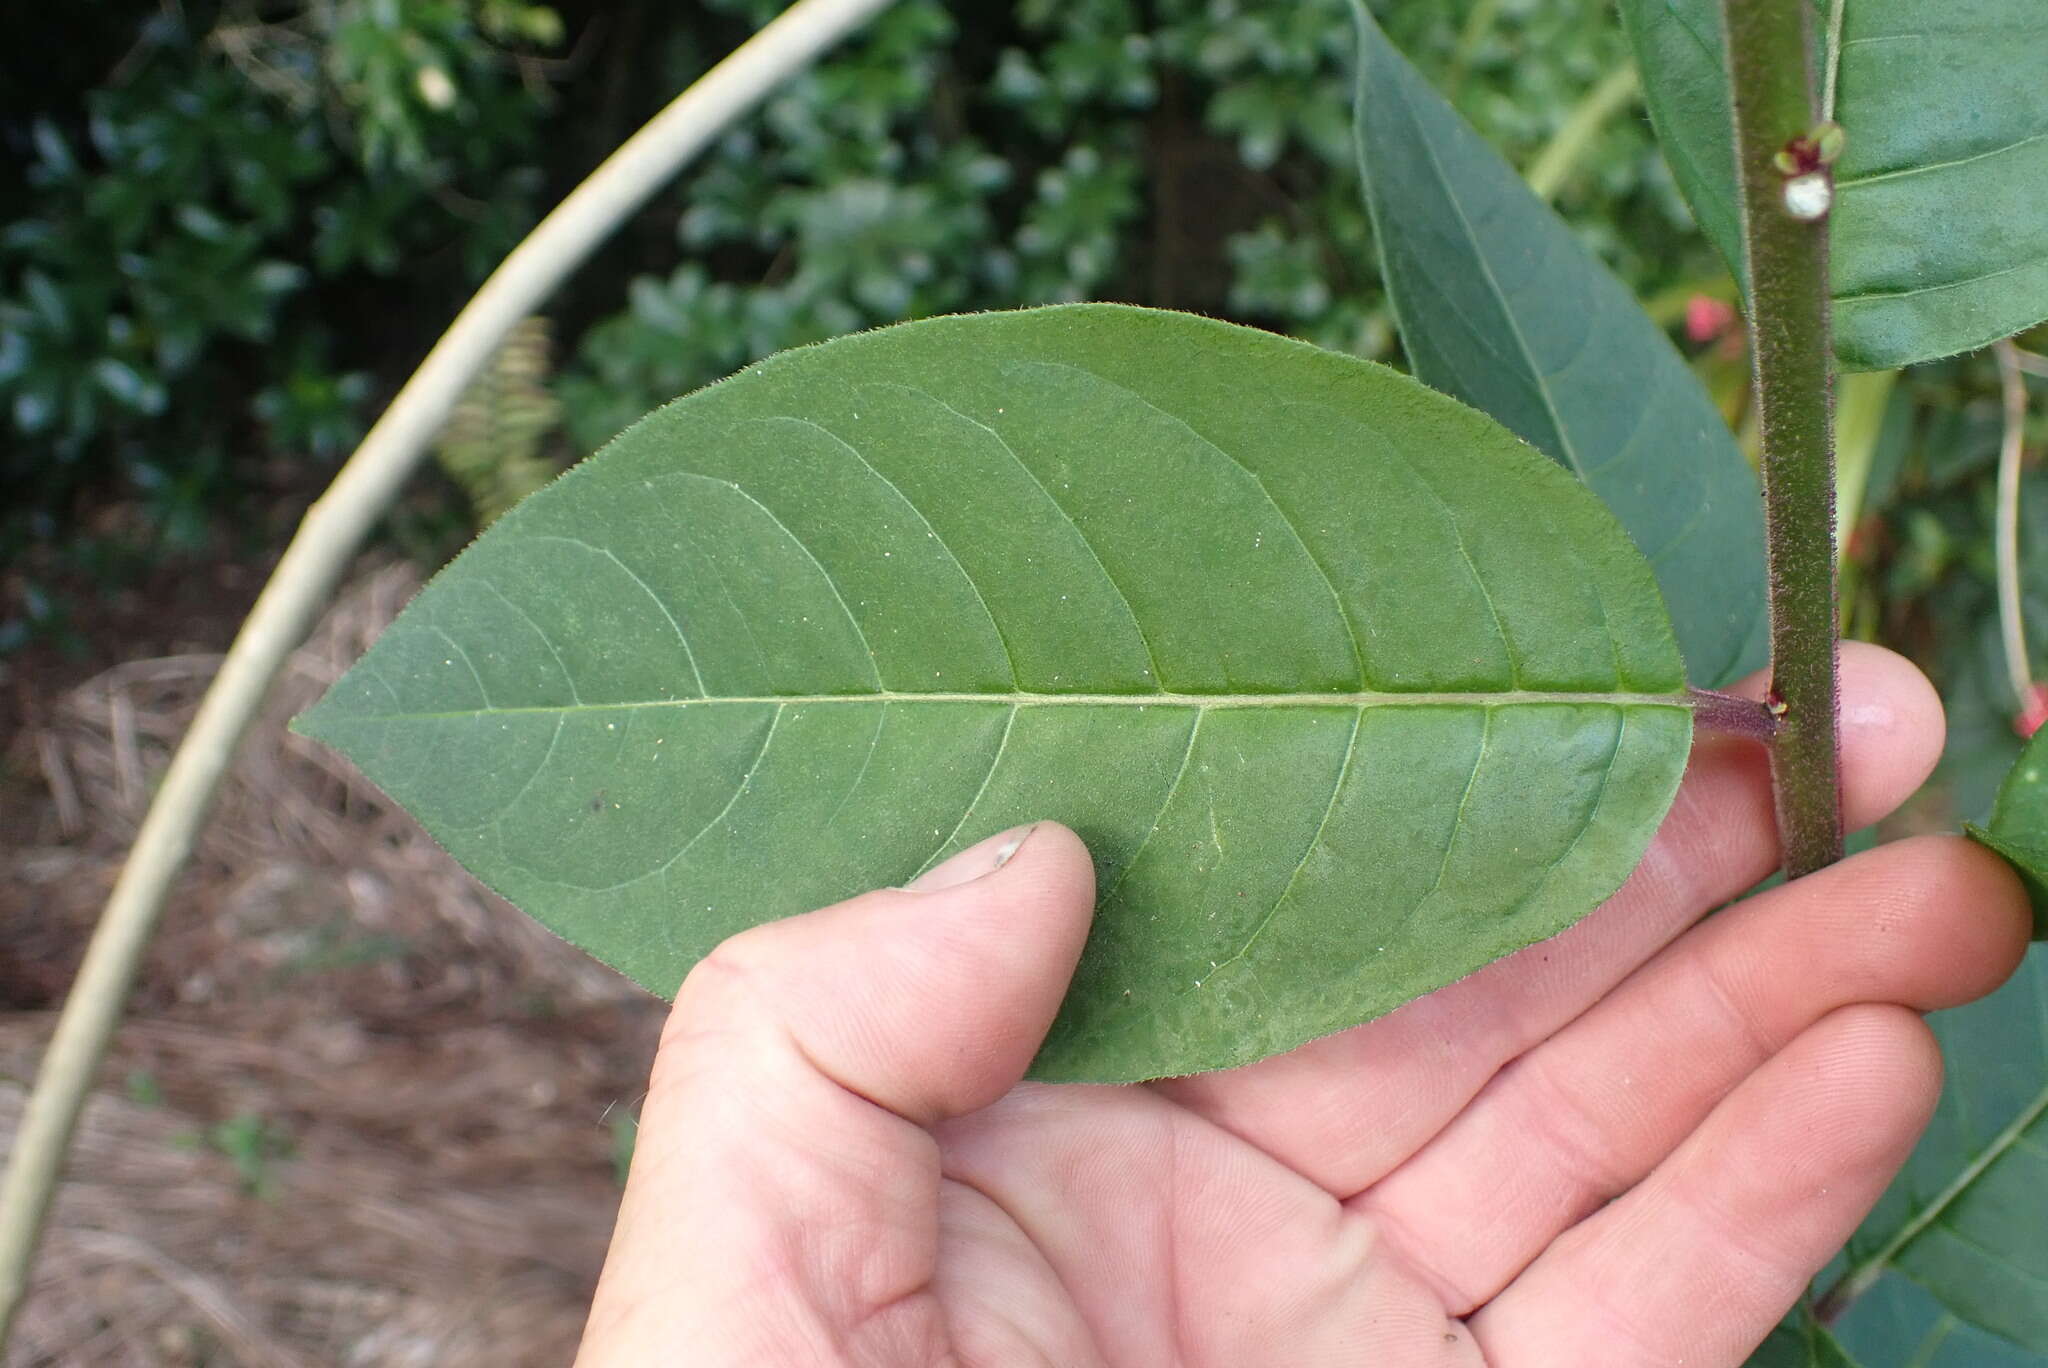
(576, 643, 2031, 1367)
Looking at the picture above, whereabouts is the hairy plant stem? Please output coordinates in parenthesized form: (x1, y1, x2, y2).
(1721, 0, 1842, 878)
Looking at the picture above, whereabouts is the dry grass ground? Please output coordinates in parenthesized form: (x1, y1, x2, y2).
(2, 561, 665, 1366)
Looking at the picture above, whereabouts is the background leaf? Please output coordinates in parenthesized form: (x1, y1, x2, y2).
(1969, 728, 2048, 938)
(1350, 3, 1770, 688)
(1619, 0, 2048, 371)
(1747, 1307, 1858, 1368)
(298, 303, 1692, 1083)
(1835, 1271, 2048, 1367)
(1832, 947, 2048, 1348)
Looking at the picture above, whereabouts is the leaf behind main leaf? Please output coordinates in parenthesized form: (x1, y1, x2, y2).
(1620, 0, 2048, 371)
(1349, 2, 1770, 688)
(1838, 946, 2048, 1349)
(298, 304, 1692, 1082)
(1835, 1271, 2048, 1367)
(1970, 725, 2048, 939)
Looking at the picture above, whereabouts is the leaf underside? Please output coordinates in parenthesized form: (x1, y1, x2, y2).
(1350, 2, 1770, 689)
(1838, 680, 2048, 1353)
(299, 304, 1691, 1083)
(1835, 1271, 2048, 1367)
(1842, 945, 2048, 1350)
(1620, 0, 2048, 371)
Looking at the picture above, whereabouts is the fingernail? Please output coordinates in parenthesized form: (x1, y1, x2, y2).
(904, 824, 1037, 892)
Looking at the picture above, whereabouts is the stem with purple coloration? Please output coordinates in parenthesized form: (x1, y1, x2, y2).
(1687, 688, 1781, 744)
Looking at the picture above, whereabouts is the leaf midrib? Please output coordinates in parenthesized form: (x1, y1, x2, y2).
(316, 689, 1693, 725)
(1830, 1064, 2048, 1313)
(1390, 56, 1585, 480)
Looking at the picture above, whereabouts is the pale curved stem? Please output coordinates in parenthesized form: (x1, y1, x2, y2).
(0, 0, 897, 1341)
(1996, 339, 2034, 707)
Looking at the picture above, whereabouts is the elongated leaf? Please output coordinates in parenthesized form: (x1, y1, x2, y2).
(298, 304, 1692, 1083)
(1835, 947, 2048, 1348)
(1836, 1271, 2048, 1368)
(1620, 0, 2048, 370)
(1350, 4, 1769, 688)
(1969, 728, 2048, 939)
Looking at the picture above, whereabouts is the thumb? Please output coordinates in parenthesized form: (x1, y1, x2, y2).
(674, 820, 1097, 1123)
(579, 824, 1095, 1363)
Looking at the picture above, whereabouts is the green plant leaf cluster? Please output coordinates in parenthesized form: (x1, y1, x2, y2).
(559, 0, 1714, 449)
(0, 0, 557, 606)
(300, 304, 1694, 1083)
(3, 60, 320, 462)
(1619, 0, 2048, 370)
(322, 0, 564, 172)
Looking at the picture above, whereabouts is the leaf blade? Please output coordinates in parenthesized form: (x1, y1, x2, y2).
(300, 304, 1691, 1082)
(1349, 3, 1770, 688)
(1834, 1271, 2048, 1367)
(1970, 725, 2048, 939)
(1837, 946, 2048, 1348)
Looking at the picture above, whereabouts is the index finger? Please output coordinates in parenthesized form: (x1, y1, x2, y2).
(1151, 641, 1945, 1197)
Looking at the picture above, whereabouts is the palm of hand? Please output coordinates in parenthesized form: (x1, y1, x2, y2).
(579, 649, 2029, 1367)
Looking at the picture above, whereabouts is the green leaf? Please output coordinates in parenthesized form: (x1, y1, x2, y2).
(297, 304, 1692, 1083)
(1748, 1307, 1858, 1368)
(1970, 728, 2048, 939)
(1836, 1271, 2048, 1367)
(1834, 946, 2048, 1348)
(1349, 4, 1769, 689)
(1619, 0, 2048, 371)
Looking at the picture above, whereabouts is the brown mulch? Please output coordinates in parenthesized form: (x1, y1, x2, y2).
(1, 560, 666, 1367)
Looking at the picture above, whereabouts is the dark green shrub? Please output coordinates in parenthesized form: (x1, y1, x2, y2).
(563, 0, 1711, 448)
(0, 0, 558, 572)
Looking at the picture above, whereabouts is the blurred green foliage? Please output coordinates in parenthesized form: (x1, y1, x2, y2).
(436, 316, 560, 523)
(1855, 347, 2048, 823)
(3, 0, 1701, 575)
(562, 0, 1714, 449)
(1, 0, 559, 629)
